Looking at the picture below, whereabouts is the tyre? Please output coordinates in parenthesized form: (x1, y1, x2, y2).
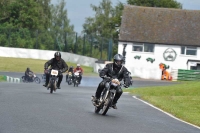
(50, 81, 54, 93)
(95, 106, 101, 113)
(21, 76, 26, 83)
(34, 77, 41, 84)
(101, 93, 113, 115)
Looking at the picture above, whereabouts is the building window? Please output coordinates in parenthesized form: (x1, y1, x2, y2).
(132, 43, 154, 52)
(181, 46, 197, 56)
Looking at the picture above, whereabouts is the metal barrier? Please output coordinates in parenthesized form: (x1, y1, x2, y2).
(6, 76, 21, 83)
(177, 69, 200, 81)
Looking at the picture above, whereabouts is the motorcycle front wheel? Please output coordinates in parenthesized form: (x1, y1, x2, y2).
(101, 93, 113, 115)
(95, 106, 101, 113)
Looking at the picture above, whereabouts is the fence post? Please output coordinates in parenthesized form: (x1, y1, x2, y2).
(82, 34, 85, 55)
(64, 32, 68, 52)
(90, 35, 93, 57)
(74, 32, 77, 54)
(35, 29, 39, 49)
(100, 37, 103, 59)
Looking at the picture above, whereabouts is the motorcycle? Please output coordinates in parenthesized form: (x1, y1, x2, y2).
(67, 72, 73, 85)
(91, 77, 123, 115)
(73, 71, 80, 87)
(47, 69, 58, 93)
(21, 74, 41, 84)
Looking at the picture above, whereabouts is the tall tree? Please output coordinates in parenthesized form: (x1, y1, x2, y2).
(127, 0, 182, 8)
(83, 0, 114, 38)
(50, 0, 74, 51)
(0, 0, 52, 29)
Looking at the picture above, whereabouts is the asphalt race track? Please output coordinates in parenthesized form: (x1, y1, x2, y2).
(0, 72, 199, 133)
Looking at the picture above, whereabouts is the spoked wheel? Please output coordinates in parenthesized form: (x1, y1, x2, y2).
(21, 76, 26, 83)
(50, 82, 54, 93)
(74, 82, 76, 87)
(95, 106, 101, 113)
(34, 77, 41, 84)
(68, 79, 72, 85)
(101, 94, 113, 115)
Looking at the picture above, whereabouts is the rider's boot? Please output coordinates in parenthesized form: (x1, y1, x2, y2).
(57, 81, 61, 89)
(43, 83, 47, 87)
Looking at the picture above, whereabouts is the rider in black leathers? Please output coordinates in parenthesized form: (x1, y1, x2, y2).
(43, 52, 68, 89)
(92, 54, 131, 109)
(25, 67, 34, 81)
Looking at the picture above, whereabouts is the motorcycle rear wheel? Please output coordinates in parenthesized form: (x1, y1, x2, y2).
(34, 77, 41, 84)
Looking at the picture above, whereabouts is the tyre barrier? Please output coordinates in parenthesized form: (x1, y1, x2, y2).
(6, 76, 21, 83)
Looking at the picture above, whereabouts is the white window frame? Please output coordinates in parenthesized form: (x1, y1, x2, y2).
(132, 43, 154, 53)
(181, 46, 197, 56)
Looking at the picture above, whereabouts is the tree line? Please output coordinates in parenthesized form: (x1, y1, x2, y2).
(0, 0, 182, 60)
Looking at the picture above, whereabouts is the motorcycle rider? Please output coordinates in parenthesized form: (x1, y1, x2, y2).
(73, 64, 83, 84)
(66, 66, 74, 82)
(92, 54, 131, 109)
(25, 67, 34, 82)
(43, 52, 68, 89)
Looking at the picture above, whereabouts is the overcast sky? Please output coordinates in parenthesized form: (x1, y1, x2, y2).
(51, 0, 200, 33)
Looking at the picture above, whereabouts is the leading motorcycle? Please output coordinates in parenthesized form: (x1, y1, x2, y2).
(46, 69, 58, 93)
(91, 77, 124, 115)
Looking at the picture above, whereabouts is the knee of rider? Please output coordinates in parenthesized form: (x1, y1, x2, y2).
(117, 87, 123, 94)
(99, 81, 105, 87)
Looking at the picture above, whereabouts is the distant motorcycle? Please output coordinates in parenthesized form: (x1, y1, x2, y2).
(73, 71, 80, 87)
(21, 74, 41, 84)
(92, 77, 125, 115)
(67, 72, 73, 85)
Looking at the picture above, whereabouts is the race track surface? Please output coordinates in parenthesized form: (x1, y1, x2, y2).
(0, 72, 199, 133)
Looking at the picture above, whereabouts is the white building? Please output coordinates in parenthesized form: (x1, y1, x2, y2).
(118, 5, 200, 80)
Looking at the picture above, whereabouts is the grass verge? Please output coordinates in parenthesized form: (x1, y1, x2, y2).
(124, 81, 200, 127)
(0, 75, 6, 82)
(0, 57, 98, 76)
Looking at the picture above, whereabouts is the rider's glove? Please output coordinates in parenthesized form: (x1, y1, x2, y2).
(100, 75, 106, 79)
(44, 68, 48, 74)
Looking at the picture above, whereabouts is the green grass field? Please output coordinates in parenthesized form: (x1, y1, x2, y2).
(124, 81, 200, 127)
(0, 57, 98, 76)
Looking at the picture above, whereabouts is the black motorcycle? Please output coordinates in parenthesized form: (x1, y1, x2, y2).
(46, 69, 58, 93)
(73, 72, 80, 87)
(67, 72, 73, 85)
(21, 73, 41, 84)
(92, 77, 124, 115)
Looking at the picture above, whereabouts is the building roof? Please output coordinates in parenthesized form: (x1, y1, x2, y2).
(119, 5, 200, 46)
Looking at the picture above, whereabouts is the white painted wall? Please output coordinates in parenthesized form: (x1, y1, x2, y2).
(118, 42, 200, 79)
(0, 46, 98, 67)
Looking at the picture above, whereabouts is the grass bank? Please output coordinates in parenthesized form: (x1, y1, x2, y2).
(124, 81, 200, 127)
(0, 75, 6, 82)
(0, 57, 98, 76)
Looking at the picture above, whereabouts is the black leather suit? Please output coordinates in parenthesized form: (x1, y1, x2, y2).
(95, 63, 131, 104)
